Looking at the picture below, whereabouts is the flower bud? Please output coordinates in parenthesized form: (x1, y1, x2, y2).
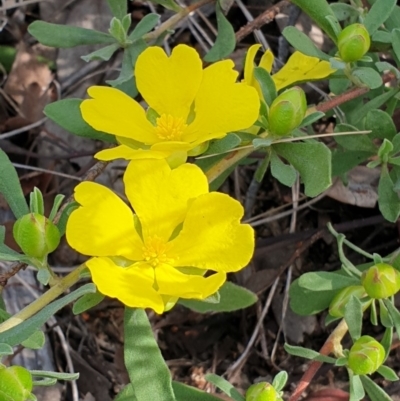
(329, 286, 371, 318)
(268, 87, 307, 137)
(338, 24, 370, 62)
(246, 382, 282, 401)
(348, 335, 385, 375)
(13, 213, 60, 259)
(361, 263, 400, 299)
(0, 365, 34, 401)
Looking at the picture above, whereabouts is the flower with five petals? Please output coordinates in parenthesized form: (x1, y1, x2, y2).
(66, 159, 254, 313)
(80, 45, 259, 164)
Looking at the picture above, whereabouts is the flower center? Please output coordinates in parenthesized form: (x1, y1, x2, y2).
(142, 235, 174, 268)
(154, 114, 187, 141)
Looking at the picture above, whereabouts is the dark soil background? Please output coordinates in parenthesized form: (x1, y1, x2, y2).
(0, 1, 399, 400)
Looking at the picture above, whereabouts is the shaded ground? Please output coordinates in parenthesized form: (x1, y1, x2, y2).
(0, 1, 399, 400)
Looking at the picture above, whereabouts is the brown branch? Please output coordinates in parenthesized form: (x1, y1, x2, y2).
(235, 1, 290, 43)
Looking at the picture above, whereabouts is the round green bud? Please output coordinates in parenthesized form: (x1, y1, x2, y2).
(0, 365, 33, 401)
(348, 335, 385, 375)
(246, 382, 282, 401)
(329, 285, 371, 318)
(338, 23, 370, 62)
(268, 87, 307, 137)
(361, 263, 400, 299)
(13, 213, 60, 259)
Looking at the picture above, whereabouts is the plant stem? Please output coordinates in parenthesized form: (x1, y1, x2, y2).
(0, 264, 86, 334)
(288, 319, 349, 401)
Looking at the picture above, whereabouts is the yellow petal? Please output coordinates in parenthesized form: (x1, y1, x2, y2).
(66, 182, 143, 260)
(156, 264, 226, 299)
(81, 86, 157, 144)
(124, 159, 208, 241)
(95, 145, 168, 161)
(184, 60, 259, 143)
(243, 44, 262, 86)
(259, 48, 274, 72)
(150, 141, 193, 153)
(87, 258, 165, 314)
(135, 45, 203, 118)
(273, 52, 336, 91)
(169, 192, 254, 272)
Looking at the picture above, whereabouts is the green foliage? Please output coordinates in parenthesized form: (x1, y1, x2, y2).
(179, 282, 257, 313)
(73, 291, 105, 315)
(123, 308, 176, 401)
(254, 67, 276, 106)
(205, 374, 245, 401)
(284, 344, 336, 363)
(364, 0, 396, 35)
(28, 21, 115, 48)
(204, 2, 236, 62)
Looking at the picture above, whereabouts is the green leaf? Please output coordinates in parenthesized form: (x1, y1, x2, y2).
(273, 142, 332, 197)
(365, 110, 397, 141)
(289, 0, 340, 41)
(32, 378, 56, 387)
(360, 375, 393, 401)
(383, 299, 400, 338)
(352, 88, 400, 125)
(115, 385, 137, 401)
(0, 343, 13, 356)
(378, 299, 393, 328)
(392, 29, 400, 63)
(28, 21, 115, 48)
(81, 43, 120, 62)
(124, 308, 176, 401)
(21, 330, 45, 350)
(334, 123, 375, 152)
(272, 371, 288, 392)
(149, 0, 182, 12)
(377, 365, 398, 381)
(289, 278, 338, 315)
(364, 0, 396, 35)
(385, 5, 400, 31)
(253, 138, 273, 149)
(173, 382, 223, 401)
(0, 284, 95, 346)
(378, 164, 400, 222)
(352, 67, 383, 89)
(0, 149, 29, 218)
(179, 282, 257, 313)
(254, 67, 276, 106)
(380, 327, 393, 361)
(106, 0, 127, 20)
(255, 153, 271, 183)
(330, 3, 359, 21)
(298, 272, 359, 291)
(129, 13, 160, 41)
(204, 3, 236, 62)
(299, 111, 325, 128)
(56, 201, 79, 237)
(284, 344, 336, 363)
(44, 99, 116, 143)
(332, 149, 372, 177)
(108, 18, 126, 43)
(205, 374, 245, 401)
(282, 27, 330, 60)
(372, 31, 392, 44)
(204, 134, 241, 155)
(349, 374, 365, 401)
(30, 370, 79, 381)
(344, 296, 363, 341)
(73, 291, 105, 315)
(270, 151, 297, 187)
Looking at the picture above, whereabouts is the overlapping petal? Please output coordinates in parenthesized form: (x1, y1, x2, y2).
(66, 182, 143, 260)
(136, 45, 202, 118)
(124, 159, 208, 241)
(81, 86, 157, 144)
(156, 264, 226, 299)
(169, 192, 254, 272)
(86, 258, 165, 313)
(95, 145, 167, 161)
(183, 60, 259, 143)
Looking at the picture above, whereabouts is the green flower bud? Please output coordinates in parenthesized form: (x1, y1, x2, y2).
(268, 87, 307, 137)
(246, 382, 282, 401)
(329, 285, 371, 318)
(13, 213, 60, 259)
(348, 335, 385, 375)
(338, 23, 370, 62)
(361, 263, 400, 299)
(0, 365, 34, 401)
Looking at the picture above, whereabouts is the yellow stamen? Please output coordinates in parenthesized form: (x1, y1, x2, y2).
(142, 235, 174, 268)
(154, 114, 187, 141)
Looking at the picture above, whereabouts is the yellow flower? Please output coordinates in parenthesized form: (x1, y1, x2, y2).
(80, 45, 259, 163)
(66, 159, 254, 313)
(244, 44, 336, 95)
